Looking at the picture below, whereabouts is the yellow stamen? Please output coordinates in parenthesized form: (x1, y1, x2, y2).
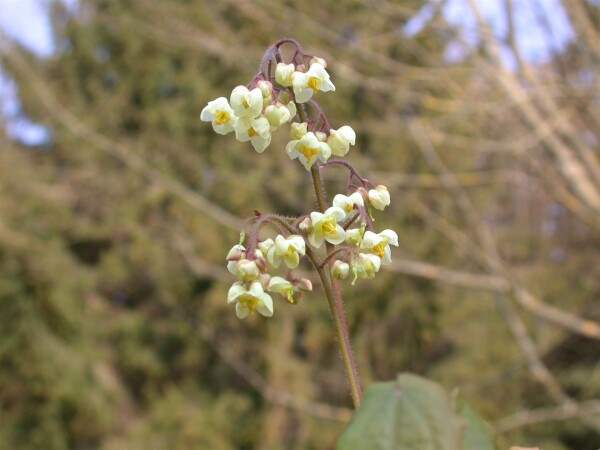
(299, 145, 319, 160)
(285, 288, 297, 305)
(248, 127, 258, 137)
(214, 111, 230, 126)
(308, 77, 319, 93)
(238, 294, 259, 315)
(322, 219, 337, 235)
(372, 242, 385, 258)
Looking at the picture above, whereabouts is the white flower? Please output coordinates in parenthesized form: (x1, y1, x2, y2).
(308, 207, 346, 248)
(327, 126, 356, 157)
(230, 86, 264, 119)
(333, 192, 364, 214)
(228, 281, 274, 319)
(352, 254, 381, 282)
(368, 185, 391, 210)
(268, 277, 297, 304)
(275, 63, 295, 87)
(267, 235, 306, 269)
(235, 117, 272, 153)
(286, 132, 332, 170)
(258, 238, 275, 256)
(359, 230, 398, 264)
(200, 97, 238, 135)
(291, 62, 335, 103)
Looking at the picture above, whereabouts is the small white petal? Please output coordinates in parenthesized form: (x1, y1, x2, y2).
(235, 302, 249, 319)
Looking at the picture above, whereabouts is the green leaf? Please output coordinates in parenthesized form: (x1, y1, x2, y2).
(454, 397, 496, 450)
(336, 373, 465, 450)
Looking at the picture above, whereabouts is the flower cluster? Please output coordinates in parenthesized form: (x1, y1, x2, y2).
(202, 40, 398, 319)
(303, 189, 398, 284)
(226, 237, 312, 319)
(201, 45, 358, 171)
(200, 83, 296, 154)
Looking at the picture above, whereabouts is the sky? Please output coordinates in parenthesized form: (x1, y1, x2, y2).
(0, 0, 576, 146)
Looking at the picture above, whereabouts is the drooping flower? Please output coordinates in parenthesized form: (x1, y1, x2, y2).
(275, 63, 295, 87)
(235, 117, 272, 153)
(345, 228, 363, 246)
(308, 207, 346, 248)
(258, 238, 275, 257)
(230, 86, 264, 119)
(268, 277, 297, 304)
(359, 230, 398, 264)
(333, 192, 364, 214)
(352, 253, 381, 282)
(286, 132, 332, 170)
(327, 126, 356, 157)
(200, 97, 238, 135)
(290, 122, 308, 140)
(291, 62, 335, 103)
(267, 235, 306, 269)
(228, 281, 274, 319)
(368, 185, 391, 210)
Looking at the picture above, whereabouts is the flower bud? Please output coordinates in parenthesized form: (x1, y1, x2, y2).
(257, 80, 273, 98)
(265, 103, 291, 128)
(290, 122, 308, 140)
(277, 90, 292, 105)
(331, 260, 350, 280)
(226, 244, 245, 262)
(310, 56, 327, 68)
(275, 63, 295, 87)
(299, 217, 313, 233)
(357, 187, 369, 203)
(258, 272, 271, 288)
(315, 131, 327, 142)
(368, 185, 391, 211)
(235, 259, 260, 282)
(252, 250, 269, 273)
(297, 278, 313, 292)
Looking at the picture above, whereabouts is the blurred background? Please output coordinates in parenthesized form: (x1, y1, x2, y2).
(1, 0, 599, 449)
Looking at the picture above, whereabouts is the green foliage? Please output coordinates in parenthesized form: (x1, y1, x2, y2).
(337, 373, 496, 450)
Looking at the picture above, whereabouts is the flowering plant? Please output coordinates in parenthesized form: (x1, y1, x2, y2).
(201, 38, 399, 408)
(201, 39, 496, 449)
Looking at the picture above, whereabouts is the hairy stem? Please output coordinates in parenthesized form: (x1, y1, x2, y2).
(309, 158, 362, 409)
(290, 94, 362, 408)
